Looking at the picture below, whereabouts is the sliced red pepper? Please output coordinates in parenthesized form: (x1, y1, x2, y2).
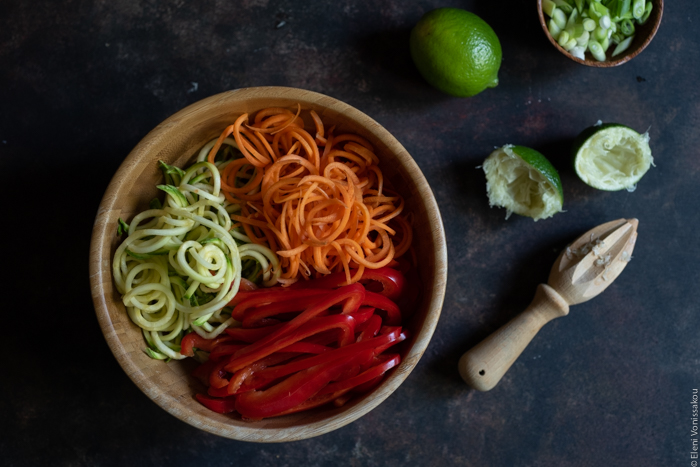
(224, 284, 365, 372)
(208, 358, 231, 389)
(241, 290, 334, 328)
(281, 342, 332, 354)
(227, 349, 311, 395)
(195, 393, 237, 414)
(348, 306, 375, 327)
(291, 268, 405, 301)
(208, 384, 232, 398)
(235, 328, 404, 393)
(224, 313, 358, 373)
(352, 375, 383, 393)
(225, 324, 283, 343)
(356, 314, 382, 341)
(374, 327, 408, 354)
(234, 349, 374, 419)
(180, 333, 232, 357)
(360, 268, 405, 301)
(271, 389, 353, 417)
(362, 291, 402, 325)
(209, 344, 247, 361)
(319, 353, 400, 395)
(230, 288, 331, 321)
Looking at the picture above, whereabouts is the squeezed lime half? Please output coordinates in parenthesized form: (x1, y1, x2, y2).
(483, 145, 564, 221)
(573, 123, 654, 192)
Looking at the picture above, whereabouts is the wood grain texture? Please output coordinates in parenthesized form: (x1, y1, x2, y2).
(459, 218, 638, 392)
(88, 87, 448, 442)
(458, 284, 570, 391)
(537, 0, 664, 68)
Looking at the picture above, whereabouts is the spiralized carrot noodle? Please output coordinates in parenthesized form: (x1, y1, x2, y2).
(210, 105, 412, 286)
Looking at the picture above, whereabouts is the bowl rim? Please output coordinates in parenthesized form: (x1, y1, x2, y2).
(536, 0, 664, 68)
(89, 86, 448, 442)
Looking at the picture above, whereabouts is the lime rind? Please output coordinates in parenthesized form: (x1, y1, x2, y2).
(573, 123, 653, 191)
(410, 8, 502, 98)
(483, 145, 564, 221)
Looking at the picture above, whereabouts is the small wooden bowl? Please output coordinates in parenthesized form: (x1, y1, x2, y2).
(537, 0, 663, 67)
(89, 87, 447, 442)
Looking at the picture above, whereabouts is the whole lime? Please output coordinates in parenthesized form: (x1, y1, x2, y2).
(410, 8, 502, 97)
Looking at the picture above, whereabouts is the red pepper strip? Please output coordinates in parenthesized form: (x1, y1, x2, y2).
(209, 358, 231, 389)
(209, 344, 247, 361)
(226, 342, 333, 395)
(208, 350, 304, 397)
(225, 284, 365, 372)
(225, 324, 283, 343)
(271, 388, 353, 417)
(234, 349, 375, 419)
(281, 342, 332, 354)
(291, 268, 405, 301)
(360, 268, 405, 301)
(241, 290, 335, 328)
(319, 353, 401, 396)
(180, 333, 232, 357)
(195, 393, 237, 414)
(225, 290, 271, 309)
(208, 384, 233, 398)
(192, 359, 218, 387)
(362, 291, 402, 325)
(230, 288, 331, 321)
(349, 306, 375, 327)
(352, 375, 383, 393)
(374, 326, 407, 354)
(299, 329, 343, 347)
(225, 314, 358, 373)
(356, 314, 383, 342)
(235, 328, 403, 393)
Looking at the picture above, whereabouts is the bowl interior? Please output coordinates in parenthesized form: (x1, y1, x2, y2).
(537, 0, 663, 67)
(89, 87, 447, 442)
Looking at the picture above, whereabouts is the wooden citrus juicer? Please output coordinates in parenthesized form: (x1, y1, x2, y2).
(458, 218, 639, 391)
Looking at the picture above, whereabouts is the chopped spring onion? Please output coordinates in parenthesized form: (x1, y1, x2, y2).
(576, 30, 590, 46)
(543, 0, 650, 61)
(620, 18, 635, 36)
(554, 0, 574, 14)
(632, 0, 645, 19)
(594, 26, 609, 42)
(557, 30, 571, 47)
(543, 0, 557, 17)
(549, 19, 562, 39)
(639, 2, 653, 24)
(588, 40, 606, 62)
(553, 9, 567, 29)
(612, 35, 634, 56)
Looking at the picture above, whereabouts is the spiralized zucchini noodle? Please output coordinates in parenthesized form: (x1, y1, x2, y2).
(112, 141, 281, 360)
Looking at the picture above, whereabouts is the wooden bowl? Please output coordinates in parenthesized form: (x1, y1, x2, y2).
(537, 0, 663, 67)
(89, 87, 447, 442)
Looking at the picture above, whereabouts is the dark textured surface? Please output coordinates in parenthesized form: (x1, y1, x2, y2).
(1, 1, 697, 465)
